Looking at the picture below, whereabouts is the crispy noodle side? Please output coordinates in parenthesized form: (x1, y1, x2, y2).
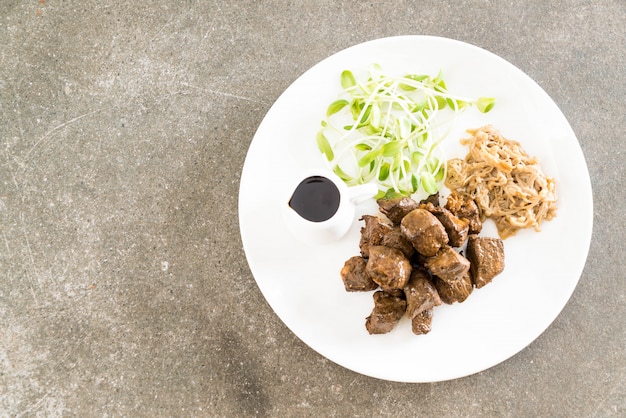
(445, 125, 557, 239)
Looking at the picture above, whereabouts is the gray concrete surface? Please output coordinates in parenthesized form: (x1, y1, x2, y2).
(1, 1, 624, 416)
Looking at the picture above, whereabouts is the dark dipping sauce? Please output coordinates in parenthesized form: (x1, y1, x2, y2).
(289, 176, 340, 222)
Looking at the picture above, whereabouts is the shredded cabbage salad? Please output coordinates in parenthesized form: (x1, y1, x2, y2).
(316, 64, 495, 199)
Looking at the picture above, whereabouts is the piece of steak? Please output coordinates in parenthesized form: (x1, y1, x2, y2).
(445, 191, 482, 234)
(424, 246, 471, 283)
(366, 245, 412, 290)
(466, 235, 505, 288)
(420, 202, 470, 247)
(340, 256, 379, 292)
(400, 208, 449, 257)
(377, 196, 420, 225)
(433, 271, 473, 304)
(411, 308, 434, 335)
(420, 192, 441, 207)
(403, 269, 442, 319)
(381, 226, 415, 259)
(359, 215, 392, 257)
(365, 290, 407, 334)
(383, 288, 405, 299)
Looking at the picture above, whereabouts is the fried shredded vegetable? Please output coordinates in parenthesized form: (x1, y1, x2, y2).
(445, 125, 557, 239)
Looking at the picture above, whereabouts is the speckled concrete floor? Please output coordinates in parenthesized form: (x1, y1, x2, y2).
(1, 1, 624, 416)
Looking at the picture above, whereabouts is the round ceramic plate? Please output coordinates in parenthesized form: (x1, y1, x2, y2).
(238, 36, 593, 382)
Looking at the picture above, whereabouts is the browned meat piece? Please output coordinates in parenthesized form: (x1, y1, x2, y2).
(466, 235, 505, 288)
(424, 246, 471, 283)
(376, 196, 420, 225)
(359, 215, 392, 257)
(381, 227, 415, 259)
(403, 269, 442, 319)
(433, 271, 473, 304)
(384, 288, 405, 299)
(411, 309, 433, 335)
(419, 192, 441, 207)
(365, 290, 407, 334)
(366, 246, 412, 290)
(340, 256, 379, 292)
(420, 202, 470, 247)
(400, 208, 449, 257)
(445, 191, 482, 234)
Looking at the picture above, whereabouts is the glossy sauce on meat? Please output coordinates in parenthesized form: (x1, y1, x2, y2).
(340, 192, 505, 336)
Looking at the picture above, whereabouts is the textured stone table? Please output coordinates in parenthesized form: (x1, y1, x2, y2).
(1, 1, 624, 416)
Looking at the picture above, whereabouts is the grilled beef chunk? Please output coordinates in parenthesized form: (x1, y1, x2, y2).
(466, 235, 505, 288)
(359, 215, 392, 257)
(384, 288, 405, 299)
(445, 191, 482, 234)
(342, 192, 506, 337)
(340, 256, 379, 292)
(424, 246, 471, 283)
(411, 309, 434, 335)
(403, 269, 442, 319)
(400, 208, 449, 257)
(433, 271, 473, 304)
(420, 192, 441, 207)
(365, 290, 407, 334)
(420, 202, 470, 247)
(366, 246, 412, 290)
(377, 196, 420, 225)
(381, 227, 415, 259)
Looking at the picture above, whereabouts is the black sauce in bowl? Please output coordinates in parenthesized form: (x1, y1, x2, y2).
(288, 176, 340, 222)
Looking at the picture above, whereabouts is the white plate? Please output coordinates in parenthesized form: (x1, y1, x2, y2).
(238, 36, 593, 382)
